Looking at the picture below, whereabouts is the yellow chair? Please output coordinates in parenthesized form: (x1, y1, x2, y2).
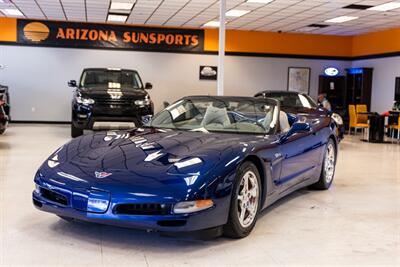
(349, 105, 369, 135)
(356, 104, 368, 124)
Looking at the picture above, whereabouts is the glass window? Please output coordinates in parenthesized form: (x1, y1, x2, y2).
(80, 69, 143, 89)
(149, 97, 279, 135)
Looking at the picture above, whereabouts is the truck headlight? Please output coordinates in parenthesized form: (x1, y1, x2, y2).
(173, 199, 214, 214)
(76, 96, 95, 105)
(331, 113, 343, 125)
(135, 99, 151, 106)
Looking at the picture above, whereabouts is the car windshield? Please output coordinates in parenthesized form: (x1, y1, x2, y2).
(258, 93, 317, 108)
(149, 97, 279, 135)
(80, 69, 143, 89)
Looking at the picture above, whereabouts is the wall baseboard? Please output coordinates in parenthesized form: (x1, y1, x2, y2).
(11, 120, 70, 124)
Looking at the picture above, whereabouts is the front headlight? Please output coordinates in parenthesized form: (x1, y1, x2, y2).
(173, 199, 214, 214)
(34, 184, 41, 194)
(331, 113, 343, 125)
(135, 99, 151, 106)
(76, 96, 95, 105)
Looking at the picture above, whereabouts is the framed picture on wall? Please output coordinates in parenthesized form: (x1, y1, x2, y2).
(287, 67, 311, 94)
(199, 66, 218, 80)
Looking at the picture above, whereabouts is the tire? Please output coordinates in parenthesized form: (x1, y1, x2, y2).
(224, 161, 262, 238)
(71, 124, 83, 138)
(0, 128, 5, 135)
(310, 138, 337, 190)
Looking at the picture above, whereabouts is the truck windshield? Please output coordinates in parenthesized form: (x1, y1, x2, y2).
(80, 69, 143, 89)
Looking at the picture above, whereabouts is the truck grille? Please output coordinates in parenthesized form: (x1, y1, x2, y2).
(114, 203, 172, 215)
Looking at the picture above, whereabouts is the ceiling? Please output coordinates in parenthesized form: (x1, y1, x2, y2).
(0, 0, 400, 36)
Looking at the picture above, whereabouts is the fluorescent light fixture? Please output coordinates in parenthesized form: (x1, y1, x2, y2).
(368, 2, 400, 11)
(246, 0, 274, 3)
(110, 1, 135, 11)
(325, 16, 358, 23)
(226, 9, 250, 17)
(203, 21, 221, 27)
(1, 8, 23, 16)
(107, 14, 128, 22)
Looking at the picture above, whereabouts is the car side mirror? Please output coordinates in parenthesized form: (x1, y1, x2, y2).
(145, 82, 153, 90)
(280, 122, 311, 142)
(68, 80, 77, 87)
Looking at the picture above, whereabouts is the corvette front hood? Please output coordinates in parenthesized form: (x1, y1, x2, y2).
(41, 129, 257, 189)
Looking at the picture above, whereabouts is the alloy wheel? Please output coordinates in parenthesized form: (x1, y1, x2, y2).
(237, 170, 260, 228)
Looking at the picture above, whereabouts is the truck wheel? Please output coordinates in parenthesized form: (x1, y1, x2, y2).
(71, 124, 83, 138)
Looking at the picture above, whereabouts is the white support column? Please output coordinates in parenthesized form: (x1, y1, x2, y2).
(217, 0, 226, 96)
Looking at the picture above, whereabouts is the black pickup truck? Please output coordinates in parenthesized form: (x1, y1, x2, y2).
(69, 68, 154, 138)
(0, 84, 10, 135)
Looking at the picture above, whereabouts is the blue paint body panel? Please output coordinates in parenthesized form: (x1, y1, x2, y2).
(33, 102, 338, 233)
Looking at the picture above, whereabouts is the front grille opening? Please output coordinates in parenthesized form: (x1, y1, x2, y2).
(114, 203, 171, 215)
(33, 198, 43, 207)
(41, 188, 68, 206)
(157, 220, 187, 227)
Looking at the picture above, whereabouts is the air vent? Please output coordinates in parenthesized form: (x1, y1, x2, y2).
(308, 24, 329, 28)
(343, 4, 373, 10)
(295, 24, 329, 33)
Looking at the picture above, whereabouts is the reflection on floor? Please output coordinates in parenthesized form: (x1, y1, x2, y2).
(0, 124, 399, 267)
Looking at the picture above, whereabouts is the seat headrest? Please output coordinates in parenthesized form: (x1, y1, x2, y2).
(280, 111, 291, 133)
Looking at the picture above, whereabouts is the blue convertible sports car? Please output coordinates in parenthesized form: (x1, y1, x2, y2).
(33, 96, 338, 238)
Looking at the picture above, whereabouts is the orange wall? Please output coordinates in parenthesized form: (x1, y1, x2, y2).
(352, 28, 400, 57)
(1, 17, 400, 58)
(205, 29, 353, 57)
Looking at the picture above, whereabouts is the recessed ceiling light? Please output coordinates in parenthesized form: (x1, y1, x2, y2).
(107, 14, 128, 22)
(203, 21, 220, 27)
(226, 10, 250, 17)
(110, 1, 135, 11)
(325, 16, 358, 23)
(246, 0, 274, 3)
(368, 2, 400, 11)
(1, 8, 23, 16)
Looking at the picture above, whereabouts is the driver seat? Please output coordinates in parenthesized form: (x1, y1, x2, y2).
(201, 106, 231, 128)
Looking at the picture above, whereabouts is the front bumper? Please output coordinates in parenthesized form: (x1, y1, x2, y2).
(32, 181, 229, 232)
(0, 112, 8, 131)
(72, 103, 153, 130)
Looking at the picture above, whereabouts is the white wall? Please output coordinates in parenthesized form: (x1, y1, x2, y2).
(352, 57, 400, 113)
(0, 45, 350, 121)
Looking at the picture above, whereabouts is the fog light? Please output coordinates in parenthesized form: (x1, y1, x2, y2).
(141, 115, 153, 124)
(87, 199, 109, 213)
(87, 190, 110, 213)
(173, 199, 214, 214)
